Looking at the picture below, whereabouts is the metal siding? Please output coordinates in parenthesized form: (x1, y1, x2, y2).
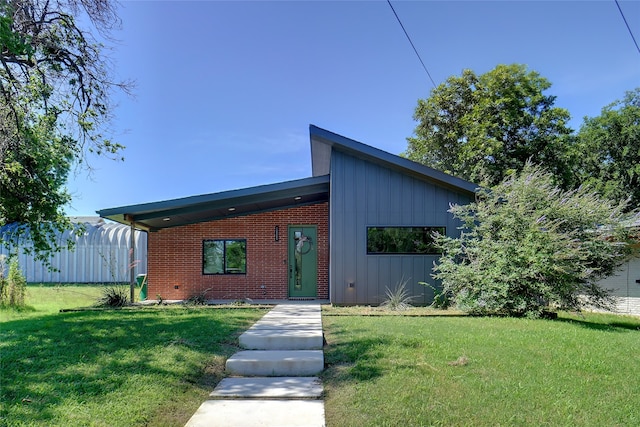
(590, 256, 640, 315)
(401, 175, 414, 224)
(0, 223, 147, 283)
(330, 150, 473, 305)
(366, 163, 380, 223)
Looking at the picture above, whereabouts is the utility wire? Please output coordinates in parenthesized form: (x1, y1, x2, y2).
(387, 0, 437, 88)
(614, 0, 640, 56)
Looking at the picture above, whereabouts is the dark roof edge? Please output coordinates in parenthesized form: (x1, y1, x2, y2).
(96, 174, 330, 217)
(309, 124, 478, 195)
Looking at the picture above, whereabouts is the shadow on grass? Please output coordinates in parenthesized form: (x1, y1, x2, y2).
(0, 304, 36, 313)
(0, 307, 260, 425)
(554, 315, 640, 332)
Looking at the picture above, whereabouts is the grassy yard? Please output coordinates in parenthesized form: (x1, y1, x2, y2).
(5, 286, 640, 426)
(321, 308, 640, 427)
(0, 284, 267, 427)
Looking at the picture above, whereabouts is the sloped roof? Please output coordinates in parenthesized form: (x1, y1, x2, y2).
(310, 125, 478, 195)
(98, 125, 478, 230)
(97, 175, 330, 231)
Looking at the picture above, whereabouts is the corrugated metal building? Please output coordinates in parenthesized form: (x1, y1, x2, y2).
(0, 218, 147, 283)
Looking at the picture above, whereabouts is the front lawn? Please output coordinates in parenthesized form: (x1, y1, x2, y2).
(322, 309, 640, 426)
(1, 285, 267, 426)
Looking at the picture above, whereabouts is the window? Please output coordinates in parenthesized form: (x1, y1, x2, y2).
(367, 227, 445, 254)
(203, 240, 246, 274)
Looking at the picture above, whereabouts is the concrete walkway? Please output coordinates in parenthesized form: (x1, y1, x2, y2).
(185, 304, 325, 427)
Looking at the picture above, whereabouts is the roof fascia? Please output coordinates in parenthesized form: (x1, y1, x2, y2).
(96, 175, 330, 227)
(309, 124, 478, 195)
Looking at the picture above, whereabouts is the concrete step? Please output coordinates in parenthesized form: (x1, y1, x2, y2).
(249, 318, 323, 330)
(239, 328, 323, 350)
(210, 377, 322, 399)
(185, 400, 325, 427)
(247, 321, 322, 332)
(260, 313, 321, 321)
(226, 350, 324, 376)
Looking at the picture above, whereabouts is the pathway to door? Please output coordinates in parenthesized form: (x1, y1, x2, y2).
(185, 303, 325, 427)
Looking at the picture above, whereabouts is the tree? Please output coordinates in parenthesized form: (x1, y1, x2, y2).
(405, 64, 575, 188)
(576, 88, 640, 210)
(433, 163, 638, 318)
(0, 0, 130, 260)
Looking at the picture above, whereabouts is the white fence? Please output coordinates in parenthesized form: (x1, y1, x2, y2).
(0, 221, 147, 283)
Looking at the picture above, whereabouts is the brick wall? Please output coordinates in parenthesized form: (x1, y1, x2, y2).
(147, 202, 329, 300)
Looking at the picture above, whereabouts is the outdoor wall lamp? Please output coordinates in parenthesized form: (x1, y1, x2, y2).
(275, 225, 280, 241)
(348, 282, 355, 288)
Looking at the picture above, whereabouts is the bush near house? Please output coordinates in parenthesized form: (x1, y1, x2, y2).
(433, 163, 639, 317)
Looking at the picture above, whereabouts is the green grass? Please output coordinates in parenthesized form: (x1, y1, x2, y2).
(1, 283, 116, 316)
(321, 309, 640, 427)
(1, 284, 267, 426)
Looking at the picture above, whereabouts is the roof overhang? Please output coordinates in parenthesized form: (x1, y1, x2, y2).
(310, 125, 478, 195)
(97, 175, 330, 231)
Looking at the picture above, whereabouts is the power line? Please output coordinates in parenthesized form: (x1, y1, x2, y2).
(614, 0, 640, 56)
(387, 0, 437, 88)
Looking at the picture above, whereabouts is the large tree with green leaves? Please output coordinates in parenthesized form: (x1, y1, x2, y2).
(433, 163, 638, 318)
(405, 64, 575, 188)
(576, 88, 640, 210)
(0, 0, 130, 260)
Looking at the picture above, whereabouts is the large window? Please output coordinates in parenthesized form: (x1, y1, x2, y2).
(203, 240, 247, 274)
(367, 227, 445, 254)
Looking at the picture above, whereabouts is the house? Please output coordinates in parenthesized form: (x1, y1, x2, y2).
(97, 125, 477, 305)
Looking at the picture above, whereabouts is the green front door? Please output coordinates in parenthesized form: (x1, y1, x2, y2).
(288, 225, 318, 298)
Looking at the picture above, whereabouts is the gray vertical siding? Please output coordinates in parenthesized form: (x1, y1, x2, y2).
(330, 150, 473, 305)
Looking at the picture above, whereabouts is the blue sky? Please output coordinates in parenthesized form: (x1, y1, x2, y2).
(65, 0, 640, 217)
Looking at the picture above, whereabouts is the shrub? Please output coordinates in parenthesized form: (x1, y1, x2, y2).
(185, 288, 212, 306)
(0, 256, 27, 308)
(419, 281, 453, 309)
(380, 278, 415, 311)
(96, 285, 129, 307)
(434, 163, 638, 318)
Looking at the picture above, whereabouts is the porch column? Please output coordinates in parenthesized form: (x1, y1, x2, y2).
(125, 215, 136, 304)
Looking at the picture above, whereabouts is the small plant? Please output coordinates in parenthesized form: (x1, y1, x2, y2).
(0, 255, 27, 308)
(380, 278, 415, 311)
(96, 285, 129, 307)
(0, 255, 7, 304)
(156, 294, 163, 305)
(420, 281, 453, 309)
(185, 288, 212, 306)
